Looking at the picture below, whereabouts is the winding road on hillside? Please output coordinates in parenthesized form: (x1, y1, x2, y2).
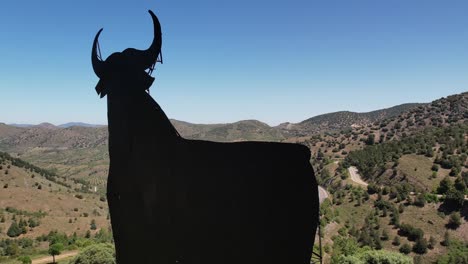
(32, 251, 78, 264)
(348, 166, 368, 186)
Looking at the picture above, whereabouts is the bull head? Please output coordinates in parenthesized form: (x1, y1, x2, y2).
(92, 10, 162, 98)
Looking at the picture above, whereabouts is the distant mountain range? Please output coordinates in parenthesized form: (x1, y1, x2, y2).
(8, 122, 105, 128)
(1, 92, 466, 149)
(7, 103, 421, 131)
(3, 102, 424, 142)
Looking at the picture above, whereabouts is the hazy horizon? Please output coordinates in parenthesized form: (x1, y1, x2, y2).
(3, 92, 458, 127)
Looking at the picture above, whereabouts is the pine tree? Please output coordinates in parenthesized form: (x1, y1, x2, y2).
(437, 177, 453, 194)
(400, 243, 411, 254)
(414, 193, 426, 207)
(454, 176, 467, 192)
(447, 212, 461, 229)
(413, 238, 428, 254)
(7, 221, 22, 237)
(90, 219, 97, 230)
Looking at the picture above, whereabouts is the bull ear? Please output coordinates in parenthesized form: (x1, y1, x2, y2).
(91, 28, 105, 78)
(95, 79, 107, 98)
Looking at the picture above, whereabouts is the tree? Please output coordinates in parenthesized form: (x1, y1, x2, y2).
(382, 206, 388, 217)
(28, 217, 40, 228)
(454, 176, 467, 192)
(414, 193, 426, 207)
(390, 210, 400, 226)
(437, 240, 468, 264)
(425, 148, 434, 157)
(374, 235, 383, 250)
(18, 218, 28, 234)
(437, 177, 453, 194)
(447, 212, 462, 229)
(441, 230, 451, 247)
(367, 183, 380, 194)
(365, 134, 375, 145)
(449, 167, 460, 177)
(400, 243, 411, 254)
(6, 242, 19, 256)
(48, 243, 63, 263)
(444, 188, 465, 209)
(392, 236, 401, 246)
(7, 221, 22, 237)
(399, 223, 424, 241)
(90, 219, 97, 230)
(413, 238, 428, 254)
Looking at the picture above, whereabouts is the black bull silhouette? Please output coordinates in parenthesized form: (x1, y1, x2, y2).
(92, 10, 319, 264)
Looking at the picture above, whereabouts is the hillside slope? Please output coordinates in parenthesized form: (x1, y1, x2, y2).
(0, 153, 110, 240)
(277, 103, 421, 136)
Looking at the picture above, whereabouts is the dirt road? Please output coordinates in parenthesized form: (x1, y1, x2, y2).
(318, 186, 329, 204)
(348, 166, 368, 186)
(32, 251, 78, 264)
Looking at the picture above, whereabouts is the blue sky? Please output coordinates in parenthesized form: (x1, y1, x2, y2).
(1, 0, 467, 126)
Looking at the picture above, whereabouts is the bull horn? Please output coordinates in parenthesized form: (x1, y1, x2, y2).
(132, 10, 162, 70)
(91, 28, 105, 78)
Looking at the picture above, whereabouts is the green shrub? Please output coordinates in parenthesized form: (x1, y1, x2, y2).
(17, 255, 32, 264)
(413, 238, 428, 254)
(447, 212, 461, 229)
(7, 221, 22, 237)
(437, 240, 468, 264)
(337, 249, 412, 264)
(70, 243, 116, 264)
(400, 243, 411, 254)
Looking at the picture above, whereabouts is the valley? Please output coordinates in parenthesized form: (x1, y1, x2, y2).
(0, 92, 466, 263)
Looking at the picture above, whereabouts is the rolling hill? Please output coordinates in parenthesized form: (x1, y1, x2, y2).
(276, 103, 421, 137)
(0, 91, 467, 263)
(0, 152, 110, 240)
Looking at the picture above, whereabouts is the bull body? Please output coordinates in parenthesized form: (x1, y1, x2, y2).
(92, 10, 319, 264)
(106, 90, 319, 263)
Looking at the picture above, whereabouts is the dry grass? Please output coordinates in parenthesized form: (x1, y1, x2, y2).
(0, 161, 110, 239)
(398, 154, 440, 191)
